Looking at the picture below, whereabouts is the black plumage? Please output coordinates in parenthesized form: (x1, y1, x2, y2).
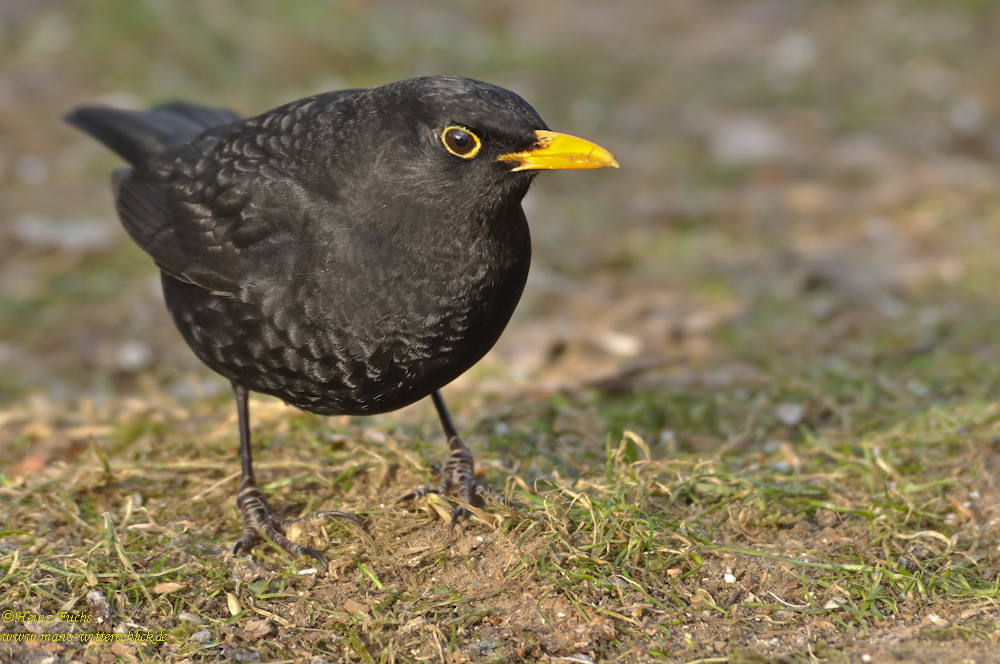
(67, 76, 617, 566)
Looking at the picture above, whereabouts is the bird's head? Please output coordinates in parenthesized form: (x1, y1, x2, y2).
(353, 76, 618, 218)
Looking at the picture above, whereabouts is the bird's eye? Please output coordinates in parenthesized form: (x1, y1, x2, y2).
(441, 126, 482, 159)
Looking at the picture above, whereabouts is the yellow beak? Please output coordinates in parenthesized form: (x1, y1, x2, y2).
(498, 130, 620, 172)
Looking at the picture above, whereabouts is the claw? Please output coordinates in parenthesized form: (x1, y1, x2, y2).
(448, 506, 469, 532)
(398, 391, 518, 529)
(305, 510, 376, 549)
(234, 479, 332, 569)
(301, 545, 329, 569)
(397, 432, 492, 528)
(234, 484, 377, 568)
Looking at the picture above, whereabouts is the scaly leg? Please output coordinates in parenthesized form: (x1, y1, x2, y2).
(398, 390, 488, 529)
(230, 382, 364, 568)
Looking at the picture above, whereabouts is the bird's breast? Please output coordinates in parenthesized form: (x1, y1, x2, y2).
(163, 212, 531, 416)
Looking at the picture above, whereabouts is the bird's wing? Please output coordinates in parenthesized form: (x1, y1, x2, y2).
(114, 159, 307, 295)
(111, 91, 363, 295)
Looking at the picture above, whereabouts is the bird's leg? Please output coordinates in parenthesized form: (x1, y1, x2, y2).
(398, 390, 489, 529)
(431, 390, 486, 509)
(230, 382, 330, 568)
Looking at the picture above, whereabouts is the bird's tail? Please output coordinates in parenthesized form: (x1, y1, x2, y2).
(65, 102, 242, 166)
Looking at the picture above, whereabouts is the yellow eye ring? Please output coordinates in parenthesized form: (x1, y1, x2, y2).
(441, 126, 481, 159)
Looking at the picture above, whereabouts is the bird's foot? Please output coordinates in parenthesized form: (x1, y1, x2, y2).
(398, 434, 507, 530)
(233, 478, 367, 569)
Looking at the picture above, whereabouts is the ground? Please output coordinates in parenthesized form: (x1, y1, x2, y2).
(2, 1, 1000, 663)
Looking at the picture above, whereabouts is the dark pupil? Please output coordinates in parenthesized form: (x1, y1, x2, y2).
(452, 131, 469, 149)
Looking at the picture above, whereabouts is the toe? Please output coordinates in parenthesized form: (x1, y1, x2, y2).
(448, 505, 470, 532)
(299, 546, 329, 570)
(397, 487, 438, 503)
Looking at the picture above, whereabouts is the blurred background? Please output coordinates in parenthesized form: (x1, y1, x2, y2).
(3, 0, 1000, 466)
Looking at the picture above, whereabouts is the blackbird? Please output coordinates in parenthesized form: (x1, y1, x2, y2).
(66, 76, 618, 567)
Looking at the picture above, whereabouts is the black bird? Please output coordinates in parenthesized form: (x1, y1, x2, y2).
(66, 76, 618, 567)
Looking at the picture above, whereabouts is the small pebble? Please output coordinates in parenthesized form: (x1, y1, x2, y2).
(191, 628, 212, 642)
(775, 402, 804, 426)
(178, 611, 203, 625)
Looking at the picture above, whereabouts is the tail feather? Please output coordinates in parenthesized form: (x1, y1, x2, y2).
(65, 103, 241, 166)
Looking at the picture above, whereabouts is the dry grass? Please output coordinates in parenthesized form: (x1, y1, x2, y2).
(3, 385, 1000, 662)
